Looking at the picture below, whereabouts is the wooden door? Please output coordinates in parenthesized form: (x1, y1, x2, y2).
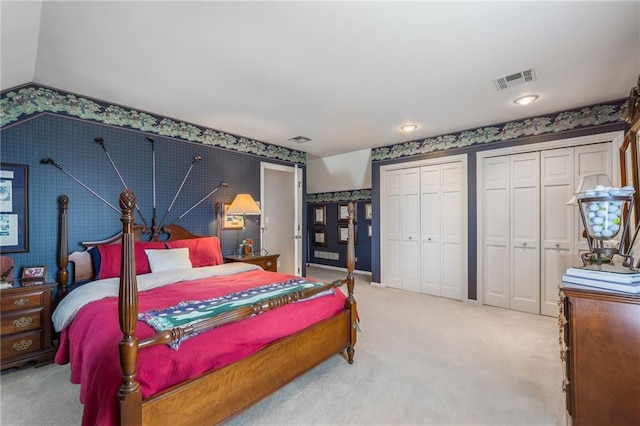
(383, 169, 403, 289)
(402, 168, 421, 292)
(440, 162, 463, 300)
(483, 156, 511, 309)
(510, 152, 540, 314)
(420, 165, 441, 296)
(541, 148, 575, 316)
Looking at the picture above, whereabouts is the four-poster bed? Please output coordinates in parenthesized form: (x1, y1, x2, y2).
(54, 189, 358, 426)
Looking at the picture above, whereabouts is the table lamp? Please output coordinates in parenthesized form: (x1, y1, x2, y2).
(227, 194, 261, 255)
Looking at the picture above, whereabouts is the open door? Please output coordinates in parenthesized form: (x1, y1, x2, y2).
(261, 162, 304, 276)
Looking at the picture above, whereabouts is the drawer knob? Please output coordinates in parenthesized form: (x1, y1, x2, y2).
(13, 339, 33, 352)
(266, 262, 272, 266)
(13, 317, 33, 329)
(13, 298, 28, 307)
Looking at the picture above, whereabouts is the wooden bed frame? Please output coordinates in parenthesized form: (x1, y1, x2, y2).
(57, 190, 358, 425)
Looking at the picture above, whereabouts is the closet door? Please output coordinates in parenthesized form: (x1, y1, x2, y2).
(440, 162, 463, 300)
(510, 152, 540, 314)
(383, 169, 403, 289)
(421, 165, 441, 296)
(383, 167, 420, 292)
(401, 169, 421, 293)
(483, 156, 510, 309)
(541, 148, 575, 316)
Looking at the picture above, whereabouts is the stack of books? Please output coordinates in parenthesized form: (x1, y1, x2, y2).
(563, 266, 640, 293)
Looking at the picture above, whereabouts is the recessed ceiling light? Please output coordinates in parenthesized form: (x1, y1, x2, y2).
(513, 94, 539, 105)
(400, 124, 418, 132)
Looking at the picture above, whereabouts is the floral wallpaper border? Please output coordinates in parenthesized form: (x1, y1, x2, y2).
(0, 84, 307, 165)
(371, 100, 628, 162)
(307, 189, 371, 203)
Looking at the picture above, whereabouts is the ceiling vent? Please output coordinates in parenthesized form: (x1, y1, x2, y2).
(493, 68, 537, 91)
(288, 136, 312, 143)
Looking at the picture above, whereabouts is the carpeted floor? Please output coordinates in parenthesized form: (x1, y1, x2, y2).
(1, 266, 565, 425)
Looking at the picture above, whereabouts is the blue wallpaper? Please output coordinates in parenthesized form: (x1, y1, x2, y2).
(0, 114, 304, 283)
(307, 200, 372, 272)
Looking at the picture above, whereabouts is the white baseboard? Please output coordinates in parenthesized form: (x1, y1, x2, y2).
(306, 263, 372, 276)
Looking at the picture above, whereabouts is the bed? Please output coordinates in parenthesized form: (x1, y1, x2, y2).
(53, 189, 357, 426)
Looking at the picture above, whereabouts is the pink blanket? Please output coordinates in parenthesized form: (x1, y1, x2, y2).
(55, 269, 346, 426)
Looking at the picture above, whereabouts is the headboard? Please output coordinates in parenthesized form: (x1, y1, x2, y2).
(57, 195, 204, 299)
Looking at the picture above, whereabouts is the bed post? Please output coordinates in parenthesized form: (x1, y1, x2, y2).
(57, 195, 69, 300)
(117, 189, 142, 426)
(345, 202, 357, 364)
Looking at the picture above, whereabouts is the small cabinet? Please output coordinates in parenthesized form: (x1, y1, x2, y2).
(1, 283, 57, 370)
(224, 254, 280, 272)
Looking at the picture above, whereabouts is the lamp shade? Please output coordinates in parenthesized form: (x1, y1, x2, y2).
(227, 194, 261, 215)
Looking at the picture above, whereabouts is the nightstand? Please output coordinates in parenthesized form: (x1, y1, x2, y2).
(1, 282, 57, 370)
(224, 253, 280, 272)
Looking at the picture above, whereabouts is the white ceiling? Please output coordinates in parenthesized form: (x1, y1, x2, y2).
(2, 1, 639, 159)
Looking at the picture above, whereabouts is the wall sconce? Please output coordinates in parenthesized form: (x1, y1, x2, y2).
(227, 194, 261, 255)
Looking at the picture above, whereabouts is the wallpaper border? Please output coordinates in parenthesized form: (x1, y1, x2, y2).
(307, 189, 371, 203)
(0, 84, 307, 165)
(371, 99, 628, 161)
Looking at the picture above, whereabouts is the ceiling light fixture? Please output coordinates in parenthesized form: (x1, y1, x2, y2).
(400, 124, 418, 132)
(513, 94, 539, 105)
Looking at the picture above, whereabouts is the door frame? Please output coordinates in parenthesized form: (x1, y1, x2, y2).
(260, 162, 304, 276)
(380, 154, 468, 301)
(476, 131, 624, 307)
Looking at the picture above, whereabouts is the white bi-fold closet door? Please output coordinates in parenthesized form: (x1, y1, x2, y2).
(381, 155, 467, 301)
(482, 142, 612, 315)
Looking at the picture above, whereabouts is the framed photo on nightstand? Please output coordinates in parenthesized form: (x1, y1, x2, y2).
(21, 265, 46, 281)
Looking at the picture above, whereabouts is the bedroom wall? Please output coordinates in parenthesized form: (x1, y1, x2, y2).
(369, 100, 629, 299)
(0, 85, 306, 284)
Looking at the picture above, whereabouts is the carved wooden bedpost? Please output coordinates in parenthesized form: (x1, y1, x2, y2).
(117, 189, 142, 426)
(345, 202, 357, 364)
(57, 195, 69, 300)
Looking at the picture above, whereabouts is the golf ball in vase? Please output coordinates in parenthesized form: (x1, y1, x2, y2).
(579, 185, 635, 240)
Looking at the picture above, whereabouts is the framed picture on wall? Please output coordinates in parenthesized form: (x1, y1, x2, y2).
(222, 203, 245, 230)
(313, 205, 326, 226)
(365, 203, 372, 220)
(338, 224, 357, 245)
(0, 163, 29, 253)
(338, 203, 355, 222)
(313, 229, 327, 246)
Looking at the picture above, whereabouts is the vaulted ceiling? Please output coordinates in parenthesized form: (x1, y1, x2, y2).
(2, 1, 639, 159)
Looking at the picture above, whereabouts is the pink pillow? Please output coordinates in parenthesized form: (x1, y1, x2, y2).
(166, 237, 223, 267)
(96, 241, 166, 279)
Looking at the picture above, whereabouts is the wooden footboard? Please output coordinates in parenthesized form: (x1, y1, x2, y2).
(110, 189, 357, 425)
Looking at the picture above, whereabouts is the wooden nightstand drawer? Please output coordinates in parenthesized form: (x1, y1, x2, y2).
(1, 330, 44, 359)
(1, 283, 56, 370)
(224, 254, 280, 273)
(1, 308, 43, 335)
(257, 258, 277, 272)
(1, 291, 44, 313)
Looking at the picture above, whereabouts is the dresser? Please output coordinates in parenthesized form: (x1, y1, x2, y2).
(1, 283, 57, 370)
(559, 282, 640, 425)
(224, 253, 280, 272)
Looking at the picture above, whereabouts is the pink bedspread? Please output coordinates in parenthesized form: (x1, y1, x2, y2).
(55, 269, 346, 426)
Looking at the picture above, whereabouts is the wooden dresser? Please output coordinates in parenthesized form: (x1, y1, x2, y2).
(1, 283, 57, 370)
(224, 253, 280, 272)
(559, 282, 640, 425)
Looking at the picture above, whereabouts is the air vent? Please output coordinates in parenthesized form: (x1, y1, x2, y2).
(493, 68, 537, 91)
(288, 136, 312, 143)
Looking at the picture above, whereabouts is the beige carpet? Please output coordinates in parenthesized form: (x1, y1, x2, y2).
(1, 266, 565, 425)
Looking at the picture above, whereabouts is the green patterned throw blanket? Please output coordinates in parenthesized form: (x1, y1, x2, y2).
(138, 278, 333, 349)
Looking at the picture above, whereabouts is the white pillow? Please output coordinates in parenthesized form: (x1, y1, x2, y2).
(145, 248, 192, 273)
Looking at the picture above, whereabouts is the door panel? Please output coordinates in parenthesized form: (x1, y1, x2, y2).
(510, 153, 540, 314)
(541, 148, 574, 316)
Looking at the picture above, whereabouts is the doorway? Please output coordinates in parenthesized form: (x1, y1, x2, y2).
(261, 162, 303, 275)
